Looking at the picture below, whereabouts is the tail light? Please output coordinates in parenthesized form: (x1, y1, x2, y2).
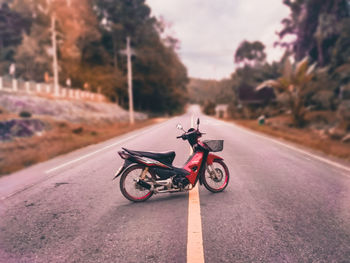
(118, 151, 130, 159)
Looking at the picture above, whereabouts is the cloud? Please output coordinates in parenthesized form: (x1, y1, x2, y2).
(147, 0, 290, 80)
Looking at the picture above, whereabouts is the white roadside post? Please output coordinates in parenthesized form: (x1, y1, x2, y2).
(36, 83, 41, 93)
(120, 37, 136, 124)
(97, 87, 102, 102)
(69, 88, 74, 98)
(75, 89, 80, 99)
(25, 82, 30, 93)
(0, 77, 3, 90)
(62, 88, 67, 98)
(12, 78, 17, 92)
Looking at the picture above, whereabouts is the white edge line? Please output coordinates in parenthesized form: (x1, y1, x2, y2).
(45, 122, 167, 174)
(2, 121, 171, 200)
(222, 119, 350, 174)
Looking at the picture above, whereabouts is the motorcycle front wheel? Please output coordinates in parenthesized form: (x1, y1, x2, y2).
(120, 165, 154, 202)
(203, 159, 229, 193)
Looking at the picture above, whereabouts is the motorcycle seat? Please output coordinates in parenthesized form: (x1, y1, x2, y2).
(122, 148, 176, 164)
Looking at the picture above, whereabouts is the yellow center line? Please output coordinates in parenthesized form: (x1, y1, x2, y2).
(187, 113, 204, 263)
(187, 184, 204, 263)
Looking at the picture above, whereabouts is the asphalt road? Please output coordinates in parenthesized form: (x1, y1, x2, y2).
(0, 105, 350, 263)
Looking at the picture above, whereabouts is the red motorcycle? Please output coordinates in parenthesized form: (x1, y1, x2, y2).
(113, 118, 229, 202)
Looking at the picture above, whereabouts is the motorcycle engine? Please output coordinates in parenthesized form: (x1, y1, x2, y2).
(172, 175, 190, 189)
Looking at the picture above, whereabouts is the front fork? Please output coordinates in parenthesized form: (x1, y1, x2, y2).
(205, 153, 224, 181)
(206, 164, 219, 180)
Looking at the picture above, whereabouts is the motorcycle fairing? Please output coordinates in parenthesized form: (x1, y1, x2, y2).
(183, 152, 204, 185)
(207, 153, 223, 165)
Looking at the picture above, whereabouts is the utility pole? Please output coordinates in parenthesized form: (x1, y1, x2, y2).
(121, 37, 136, 124)
(51, 10, 59, 96)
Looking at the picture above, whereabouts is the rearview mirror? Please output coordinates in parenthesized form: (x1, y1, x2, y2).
(176, 124, 183, 130)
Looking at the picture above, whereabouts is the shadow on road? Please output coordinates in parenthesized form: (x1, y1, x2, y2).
(119, 192, 188, 207)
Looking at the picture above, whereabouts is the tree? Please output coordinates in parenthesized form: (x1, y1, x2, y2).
(203, 100, 216, 115)
(330, 18, 350, 85)
(14, 31, 51, 80)
(95, 0, 188, 114)
(0, 3, 27, 74)
(4, 0, 188, 114)
(234, 40, 266, 66)
(277, 0, 349, 66)
(257, 57, 316, 127)
(10, 0, 54, 81)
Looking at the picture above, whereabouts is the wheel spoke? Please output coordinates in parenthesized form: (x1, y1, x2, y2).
(120, 166, 153, 202)
(203, 160, 229, 192)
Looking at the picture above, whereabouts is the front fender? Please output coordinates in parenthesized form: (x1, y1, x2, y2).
(206, 153, 223, 165)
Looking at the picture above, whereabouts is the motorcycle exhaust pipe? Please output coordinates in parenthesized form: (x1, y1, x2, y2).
(137, 179, 152, 190)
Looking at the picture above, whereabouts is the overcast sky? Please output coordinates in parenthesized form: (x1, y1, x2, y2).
(146, 0, 291, 80)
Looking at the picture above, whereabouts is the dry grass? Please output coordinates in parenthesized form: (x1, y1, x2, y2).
(231, 118, 350, 161)
(0, 118, 165, 175)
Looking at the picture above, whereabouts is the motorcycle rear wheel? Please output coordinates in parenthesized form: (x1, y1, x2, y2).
(203, 159, 229, 193)
(120, 165, 154, 202)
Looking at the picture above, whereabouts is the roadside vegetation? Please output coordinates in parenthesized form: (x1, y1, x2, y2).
(234, 117, 350, 161)
(0, 0, 187, 175)
(190, 0, 350, 160)
(0, 114, 164, 175)
(0, 0, 188, 114)
(0, 93, 160, 175)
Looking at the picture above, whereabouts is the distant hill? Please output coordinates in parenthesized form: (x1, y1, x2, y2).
(187, 78, 235, 104)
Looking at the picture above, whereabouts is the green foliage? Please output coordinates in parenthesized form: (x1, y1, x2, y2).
(278, 0, 349, 66)
(1, 0, 188, 115)
(72, 127, 83, 134)
(203, 101, 216, 116)
(232, 62, 280, 89)
(14, 29, 51, 81)
(187, 78, 235, 104)
(258, 57, 316, 127)
(0, 3, 28, 74)
(330, 18, 350, 86)
(94, 0, 188, 114)
(19, 111, 31, 118)
(231, 41, 281, 106)
(234, 40, 266, 66)
(245, 0, 350, 125)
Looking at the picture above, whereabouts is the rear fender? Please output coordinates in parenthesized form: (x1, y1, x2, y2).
(206, 153, 223, 165)
(113, 160, 133, 180)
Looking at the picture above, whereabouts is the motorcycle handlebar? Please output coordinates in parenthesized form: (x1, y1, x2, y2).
(176, 130, 204, 139)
